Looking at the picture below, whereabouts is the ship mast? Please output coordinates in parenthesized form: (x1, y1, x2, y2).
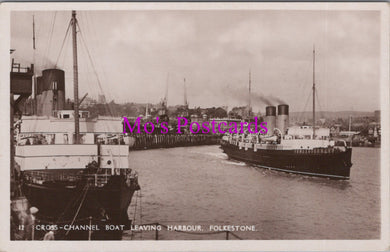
(164, 73, 169, 106)
(33, 15, 36, 50)
(248, 69, 251, 118)
(32, 15, 36, 114)
(184, 78, 188, 108)
(71, 11, 80, 144)
(312, 46, 316, 139)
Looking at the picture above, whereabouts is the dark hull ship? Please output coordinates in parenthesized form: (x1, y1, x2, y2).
(12, 11, 140, 240)
(221, 49, 353, 180)
(20, 163, 140, 240)
(221, 140, 352, 179)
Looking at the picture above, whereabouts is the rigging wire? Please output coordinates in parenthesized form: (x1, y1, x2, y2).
(297, 84, 324, 125)
(60, 31, 71, 72)
(76, 22, 115, 118)
(54, 19, 72, 68)
(297, 49, 321, 124)
(299, 89, 312, 124)
(76, 30, 105, 98)
(79, 13, 118, 116)
(83, 13, 109, 96)
(315, 87, 325, 120)
(43, 11, 57, 68)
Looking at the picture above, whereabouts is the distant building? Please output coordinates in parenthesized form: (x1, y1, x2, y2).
(229, 106, 247, 119)
(339, 131, 360, 137)
(374, 110, 380, 123)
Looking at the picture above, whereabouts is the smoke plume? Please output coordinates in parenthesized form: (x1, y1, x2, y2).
(221, 87, 286, 107)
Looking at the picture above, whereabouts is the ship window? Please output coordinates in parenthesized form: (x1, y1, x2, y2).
(52, 81, 58, 90)
(63, 114, 70, 119)
(82, 112, 89, 118)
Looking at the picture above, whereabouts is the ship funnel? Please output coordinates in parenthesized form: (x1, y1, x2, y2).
(276, 104, 289, 135)
(45, 69, 65, 109)
(265, 106, 276, 135)
(36, 69, 65, 116)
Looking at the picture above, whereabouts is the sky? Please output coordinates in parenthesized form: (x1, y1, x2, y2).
(11, 10, 381, 113)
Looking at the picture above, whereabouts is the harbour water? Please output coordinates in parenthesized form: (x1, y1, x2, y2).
(125, 146, 380, 240)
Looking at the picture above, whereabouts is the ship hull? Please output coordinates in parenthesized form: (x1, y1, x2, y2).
(21, 169, 139, 240)
(221, 142, 352, 179)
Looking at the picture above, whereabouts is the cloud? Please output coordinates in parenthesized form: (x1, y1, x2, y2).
(10, 10, 380, 112)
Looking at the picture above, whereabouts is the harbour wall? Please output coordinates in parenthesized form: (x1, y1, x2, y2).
(128, 133, 222, 150)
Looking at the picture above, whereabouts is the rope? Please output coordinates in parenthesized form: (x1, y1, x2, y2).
(132, 190, 138, 222)
(55, 183, 88, 224)
(65, 184, 89, 235)
(129, 190, 139, 240)
(139, 189, 143, 239)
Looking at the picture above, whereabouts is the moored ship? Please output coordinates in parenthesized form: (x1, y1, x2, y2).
(220, 49, 353, 180)
(15, 112, 140, 240)
(12, 11, 140, 240)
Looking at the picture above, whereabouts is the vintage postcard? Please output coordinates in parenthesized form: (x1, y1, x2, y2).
(0, 2, 389, 251)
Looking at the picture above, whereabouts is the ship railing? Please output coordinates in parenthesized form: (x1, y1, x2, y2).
(16, 132, 128, 146)
(254, 144, 285, 150)
(24, 171, 78, 183)
(84, 174, 110, 187)
(293, 147, 342, 155)
(243, 143, 253, 150)
(23, 171, 114, 187)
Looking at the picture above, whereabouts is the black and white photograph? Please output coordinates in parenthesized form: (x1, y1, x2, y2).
(1, 2, 389, 251)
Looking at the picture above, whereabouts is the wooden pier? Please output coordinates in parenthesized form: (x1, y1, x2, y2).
(128, 133, 222, 150)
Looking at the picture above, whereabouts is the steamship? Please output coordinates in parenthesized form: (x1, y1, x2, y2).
(12, 11, 140, 240)
(221, 50, 352, 180)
